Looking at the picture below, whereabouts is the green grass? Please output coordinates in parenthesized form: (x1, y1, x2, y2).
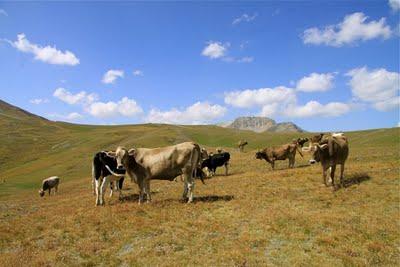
(0, 103, 399, 266)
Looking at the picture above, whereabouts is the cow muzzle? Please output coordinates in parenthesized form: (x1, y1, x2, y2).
(117, 165, 124, 170)
(309, 159, 316, 164)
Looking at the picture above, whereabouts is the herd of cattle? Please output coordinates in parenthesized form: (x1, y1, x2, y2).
(38, 133, 349, 206)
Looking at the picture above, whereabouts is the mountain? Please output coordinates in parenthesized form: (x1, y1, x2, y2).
(226, 116, 304, 133)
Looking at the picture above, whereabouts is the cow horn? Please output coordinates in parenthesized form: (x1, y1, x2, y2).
(128, 148, 136, 156)
(106, 151, 116, 157)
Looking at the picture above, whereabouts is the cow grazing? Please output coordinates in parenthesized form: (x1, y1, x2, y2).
(92, 151, 125, 206)
(255, 143, 303, 170)
(39, 176, 60, 197)
(293, 137, 309, 147)
(238, 140, 248, 152)
(309, 134, 349, 188)
(201, 152, 230, 176)
(108, 142, 202, 204)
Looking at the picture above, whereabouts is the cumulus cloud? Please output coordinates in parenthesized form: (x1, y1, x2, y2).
(133, 70, 144, 76)
(283, 101, 351, 118)
(224, 86, 296, 108)
(302, 12, 392, 46)
(147, 102, 227, 125)
(389, 0, 400, 11)
(102, 69, 124, 84)
(296, 72, 335, 92)
(346, 67, 399, 111)
(30, 98, 49, 105)
(53, 88, 98, 105)
(232, 13, 258, 25)
(202, 42, 228, 59)
(10, 34, 79, 65)
(0, 9, 7, 16)
(87, 97, 143, 118)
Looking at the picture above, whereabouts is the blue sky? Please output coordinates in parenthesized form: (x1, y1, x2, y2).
(0, 1, 399, 132)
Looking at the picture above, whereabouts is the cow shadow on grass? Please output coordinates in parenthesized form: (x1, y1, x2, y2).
(188, 195, 234, 203)
(118, 191, 159, 202)
(342, 172, 371, 188)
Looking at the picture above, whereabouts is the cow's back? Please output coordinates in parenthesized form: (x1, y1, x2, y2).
(134, 142, 199, 180)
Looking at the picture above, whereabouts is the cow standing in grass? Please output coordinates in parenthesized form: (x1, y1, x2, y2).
(255, 143, 303, 170)
(39, 176, 60, 197)
(201, 152, 230, 176)
(92, 151, 125, 206)
(238, 140, 248, 152)
(309, 134, 349, 189)
(107, 142, 202, 203)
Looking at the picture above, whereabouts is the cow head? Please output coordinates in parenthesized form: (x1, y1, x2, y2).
(309, 143, 328, 164)
(255, 150, 265, 160)
(109, 147, 136, 170)
(39, 189, 45, 197)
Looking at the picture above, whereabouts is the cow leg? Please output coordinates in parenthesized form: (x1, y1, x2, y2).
(182, 181, 188, 201)
(100, 176, 109, 206)
(322, 166, 329, 186)
(48, 188, 51, 196)
(183, 169, 195, 203)
(144, 179, 151, 203)
(137, 179, 144, 204)
(330, 165, 336, 188)
(109, 181, 114, 198)
(225, 162, 229, 176)
(271, 161, 275, 170)
(340, 164, 345, 187)
(92, 177, 96, 195)
(55, 184, 58, 195)
(95, 178, 101, 206)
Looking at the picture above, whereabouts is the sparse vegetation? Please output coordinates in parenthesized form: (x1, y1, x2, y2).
(0, 101, 399, 266)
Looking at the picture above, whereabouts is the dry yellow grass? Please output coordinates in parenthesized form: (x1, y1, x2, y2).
(0, 139, 399, 266)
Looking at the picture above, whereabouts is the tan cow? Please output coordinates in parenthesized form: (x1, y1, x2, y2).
(309, 134, 349, 188)
(237, 140, 248, 152)
(255, 143, 303, 170)
(108, 142, 202, 203)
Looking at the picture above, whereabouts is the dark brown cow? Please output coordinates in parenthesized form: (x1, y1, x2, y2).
(309, 134, 349, 188)
(292, 137, 309, 147)
(255, 143, 303, 170)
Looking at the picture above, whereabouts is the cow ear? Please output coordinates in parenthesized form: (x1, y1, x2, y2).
(106, 151, 116, 158)
(128, 148, 136, 156)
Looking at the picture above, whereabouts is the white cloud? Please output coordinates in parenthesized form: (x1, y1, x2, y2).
(232, 13, 257, 25)
(30, 98, 49, 105)
(147, 102, 227, 125)
(237, 56, 254, 63)
(53, 88, 98, 105)
(202, 42, 228, 59)
(87, 97, 143, 118)
(48, 112, 83, 121)
(259, 104, 278, 117)
(389, 0, 400, 11)
(133, 70, 144, 76)
(224, 86, 296, 108)
(283, 101, 351, 118)
(10, 34, 79, 65)
(296, 72, 335, 92)
(0, 9, 7, 16)
(346, 67, 399, 111)
(102, 69, 124, 84)
(302, 12, 392, 46)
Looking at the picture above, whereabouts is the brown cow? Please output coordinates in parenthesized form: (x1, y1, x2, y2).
(107, 142, 202, 203)
(237, 140, 248, 152)
(309, 134, 349, 188)
(255, 143, 303, 170)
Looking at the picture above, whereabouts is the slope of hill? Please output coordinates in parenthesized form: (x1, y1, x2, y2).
(0, 100, 399, 266)
(226, 116, 304, 133)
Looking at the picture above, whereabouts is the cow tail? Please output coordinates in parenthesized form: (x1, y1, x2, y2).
(193, 143, 205, 185)
(328, 137, 334, 157)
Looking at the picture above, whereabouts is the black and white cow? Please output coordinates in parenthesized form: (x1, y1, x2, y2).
(92, 151, 125, 206)
(201, 152, 230, 176)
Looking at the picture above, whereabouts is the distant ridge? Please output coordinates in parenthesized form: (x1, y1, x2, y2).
(225, 116, 304, 133)
(0, 99, 49, 122)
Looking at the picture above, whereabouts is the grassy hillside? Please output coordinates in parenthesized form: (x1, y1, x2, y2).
(0, 100, 399, 266)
